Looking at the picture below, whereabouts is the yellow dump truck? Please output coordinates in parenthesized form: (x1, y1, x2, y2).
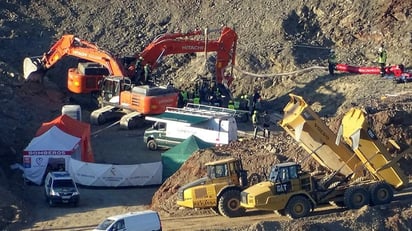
(240, 94, 410, 219)
(176, 158, 252, 217)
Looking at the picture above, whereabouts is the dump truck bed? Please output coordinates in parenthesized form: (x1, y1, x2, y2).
(339, 108, 408, 189)
(278, 94, 363, 177)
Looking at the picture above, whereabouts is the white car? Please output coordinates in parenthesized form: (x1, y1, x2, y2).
(44, 171, 80, 207)
(94, 210, 162, 231)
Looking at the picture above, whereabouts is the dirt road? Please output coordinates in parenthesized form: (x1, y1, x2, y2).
(25, 184, 412, 231)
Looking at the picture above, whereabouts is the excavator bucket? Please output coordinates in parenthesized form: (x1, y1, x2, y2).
(23, 56, 45, 81)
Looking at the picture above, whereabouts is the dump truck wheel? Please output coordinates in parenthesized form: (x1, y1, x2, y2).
(285, 195, 311, 219)
(369, 182, 393, 206)
(344, 186, 369, 209)
(218, 189, 245, 217)
(147, 140, 158, 151)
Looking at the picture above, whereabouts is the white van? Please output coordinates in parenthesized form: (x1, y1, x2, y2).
(144, 105, 238, 150)
(93, 210, 161, 231)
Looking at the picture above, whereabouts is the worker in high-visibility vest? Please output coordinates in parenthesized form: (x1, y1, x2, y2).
(252, 110, 260, 139)
(228, 100, 235, 109)
(193, 93, 200, 104)
(328, 49, 337, 76)
(377, 44, 387, 77)
(233, 98, 240, 110)
(180, 90, 188, 106)
(244, 95, 251, 112)
(143, 64, 151, 84)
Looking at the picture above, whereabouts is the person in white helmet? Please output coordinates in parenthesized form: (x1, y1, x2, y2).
(328, 49, 337, 75)
(377, 44, 387, 77)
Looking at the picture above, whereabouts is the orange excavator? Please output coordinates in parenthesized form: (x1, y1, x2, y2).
(23, 35, 130, 94)
(24, 26, 238, 129)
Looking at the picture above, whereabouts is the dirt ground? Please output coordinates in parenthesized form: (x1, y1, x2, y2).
(1, 0, 412, 230)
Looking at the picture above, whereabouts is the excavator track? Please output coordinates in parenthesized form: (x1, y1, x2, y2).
(90, 105, 125, 125)
(119, 111, 145, 130)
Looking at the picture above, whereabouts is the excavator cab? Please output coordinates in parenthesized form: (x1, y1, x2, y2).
(99, 76, 132, 104)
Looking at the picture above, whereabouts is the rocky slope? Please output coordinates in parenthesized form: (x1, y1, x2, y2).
(0, 0, 412, 230)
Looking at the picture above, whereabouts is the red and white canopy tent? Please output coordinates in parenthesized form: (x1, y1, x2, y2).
(23, 115, 94, 185)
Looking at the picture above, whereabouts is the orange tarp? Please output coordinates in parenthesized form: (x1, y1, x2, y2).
(36, 115, 94, 162)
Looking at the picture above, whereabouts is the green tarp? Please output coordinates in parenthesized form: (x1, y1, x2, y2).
(161, 135, 212, 181)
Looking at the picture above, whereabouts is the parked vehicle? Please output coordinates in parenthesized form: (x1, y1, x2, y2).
(144, 105, 238, 150)
(176, 158, 251, 217)
(93, 210, 162, 231)
(240, 94, 411, 219)
(44, 171, 80, 207)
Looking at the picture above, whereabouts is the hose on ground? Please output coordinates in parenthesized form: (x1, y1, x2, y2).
(233, 65, 328, 78)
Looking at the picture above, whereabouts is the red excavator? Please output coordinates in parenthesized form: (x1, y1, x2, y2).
(24, 26, 238, 129)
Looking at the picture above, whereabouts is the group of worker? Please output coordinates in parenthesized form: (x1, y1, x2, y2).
(251, 92, 270, 138)
(328, 44, 387, 77)
(178, 81, 227, 108)
(133, 56, 153, 85)
(178, 84, 270, 138)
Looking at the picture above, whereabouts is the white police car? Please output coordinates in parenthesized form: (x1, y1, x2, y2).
(44, 171, 80, 207)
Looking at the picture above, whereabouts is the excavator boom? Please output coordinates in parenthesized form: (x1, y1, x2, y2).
(138, 26, 237, 87)
(23, 34, 128, 93)
(24, 26, 237, 95)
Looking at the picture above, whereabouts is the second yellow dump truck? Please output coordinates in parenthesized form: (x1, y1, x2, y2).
(240, 94, 410, 219)
(176, 158, 253, 217)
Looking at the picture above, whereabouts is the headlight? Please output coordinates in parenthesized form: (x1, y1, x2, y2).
(73, 191, 80, 196)
(50, 189, 60, 196)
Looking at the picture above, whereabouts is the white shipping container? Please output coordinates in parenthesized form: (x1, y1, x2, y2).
(62, 105, 82, 121)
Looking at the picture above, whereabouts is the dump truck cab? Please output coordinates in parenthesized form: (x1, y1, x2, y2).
(241, 162, 316, 218)
(176, 158, 249, 217)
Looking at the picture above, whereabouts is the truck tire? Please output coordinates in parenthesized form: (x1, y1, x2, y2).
(147, 140, 158, 151)
(218, 189, 245, 217)
(344, 186, 369, 209)
(369, 182, 393, 206)
(285, 195, 311, 219)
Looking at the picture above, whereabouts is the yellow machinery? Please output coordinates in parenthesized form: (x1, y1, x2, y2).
(240, 94, 410, 219)
(338, 108, 408, 189)
(279, 94, 363, 178)
(176, 158, 250, 217)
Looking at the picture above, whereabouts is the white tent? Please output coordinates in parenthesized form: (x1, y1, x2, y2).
(23, 126, 81, 185)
